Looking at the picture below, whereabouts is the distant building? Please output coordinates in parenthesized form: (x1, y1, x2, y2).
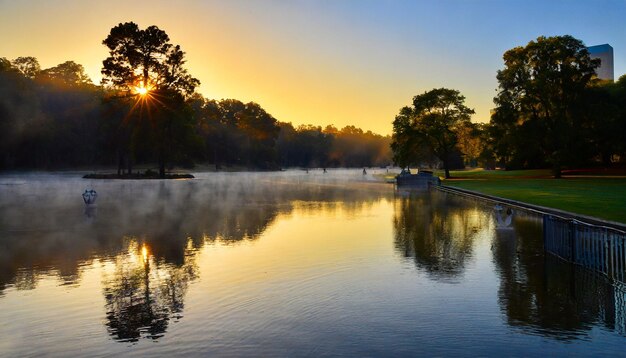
(587, 44, 614, 81)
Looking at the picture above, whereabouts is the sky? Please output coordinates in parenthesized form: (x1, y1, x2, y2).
(1, 0, 625, 135)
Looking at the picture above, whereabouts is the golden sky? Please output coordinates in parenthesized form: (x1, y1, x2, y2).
(1, 0, 624, 135)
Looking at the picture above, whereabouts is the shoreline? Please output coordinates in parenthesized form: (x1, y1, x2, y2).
(436, 184, 626, 230)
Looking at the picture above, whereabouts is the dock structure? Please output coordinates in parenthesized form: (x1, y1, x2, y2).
(395, 170, 440, 187)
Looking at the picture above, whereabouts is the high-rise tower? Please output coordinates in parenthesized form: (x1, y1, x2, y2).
(587, 44, 614, 81)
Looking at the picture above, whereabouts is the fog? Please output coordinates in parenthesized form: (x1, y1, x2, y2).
(0, 169, 393, 293)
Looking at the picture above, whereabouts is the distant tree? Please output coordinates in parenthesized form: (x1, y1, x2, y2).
(38, 61, 93, 87)
(392, 88, 474, 178)
(236, 102, 281, 169)
(492, 35, 599, 178)
(330, 126, 390, 168)
(101, 22, 200, 177)
(294, 124, 332, 168)
(455, 121, 485, 167)
(0, 57, 47, 169)
(0, 57, 12, 72)
(11, 56, 40, 78)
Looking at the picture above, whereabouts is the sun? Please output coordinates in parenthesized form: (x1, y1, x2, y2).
(135, 86, 148, 95)
(133, 80, 151, 96)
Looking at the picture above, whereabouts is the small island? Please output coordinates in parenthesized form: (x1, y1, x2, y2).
(83, 171, 194, 180)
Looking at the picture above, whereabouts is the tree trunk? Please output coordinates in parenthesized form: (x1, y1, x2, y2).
(159, 143, 165, 178)
(214, 146, 219, 171)
(552, 165, 562, 179)
(126, 155, 132, 175)
(443, 158, 451, 179)
(117, 150, 122, 176)
(601, 152, 612, 167)
(159, 160, 165, 178)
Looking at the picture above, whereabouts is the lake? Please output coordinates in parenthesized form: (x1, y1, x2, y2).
(0, 170, 625, 356)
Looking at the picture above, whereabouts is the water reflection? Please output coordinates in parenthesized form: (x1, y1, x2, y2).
(103, 239, 197, 342)
(492, 216, 626, 338)
(0, 173, 388, 295)
(3, 173, 626, 355)
(393, 190, 488, 281)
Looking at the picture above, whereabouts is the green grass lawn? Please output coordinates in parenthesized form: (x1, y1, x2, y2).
(438, 169, 626, 224)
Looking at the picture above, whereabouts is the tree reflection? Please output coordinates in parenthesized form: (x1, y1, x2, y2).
(492, 217, 625, 339)
(393, 190, 486, 281)
(0, 174, 388, 295)
(102, 239, 197, 342)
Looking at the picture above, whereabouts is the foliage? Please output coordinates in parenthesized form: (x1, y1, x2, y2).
(101, 22, 201, 177)
(327, 125, 391, 168)
(37, 61, 93, 87)
(101, 22, 199, 97)
(11, 56, 40, 78)
(0, 54, 391, 171)
(0, 58, 101, 169)
(391, 88, 474, 178)
(490, 35, 600, 177)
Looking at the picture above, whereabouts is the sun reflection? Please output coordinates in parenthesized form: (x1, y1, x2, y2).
(102, 237, 198, 342)
(141, 245, 149, 263)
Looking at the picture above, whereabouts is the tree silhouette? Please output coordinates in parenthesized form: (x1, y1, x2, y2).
(392, 88, 474, 178)
(12, 56, 40, 78)
(38, 61, 93, 87)
(492, 35, 599, 177)
(101, 22, 200, 177)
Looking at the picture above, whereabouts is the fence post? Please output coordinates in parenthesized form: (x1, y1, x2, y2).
(570, 220, 576, 262)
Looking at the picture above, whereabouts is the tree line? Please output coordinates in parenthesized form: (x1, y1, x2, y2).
(0, 23, 391, 174)
(392, 35, 626, 178)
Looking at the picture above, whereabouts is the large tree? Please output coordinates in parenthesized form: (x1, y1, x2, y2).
(101, 22, 200, 177)
(491, 35, 599, 178)
(392, 88, 474, 178)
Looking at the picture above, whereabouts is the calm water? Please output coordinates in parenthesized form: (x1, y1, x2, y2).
(1, 171, 625, 357)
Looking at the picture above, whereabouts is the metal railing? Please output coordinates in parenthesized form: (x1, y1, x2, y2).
(544, 215, 626, 282)
(436, 185, 626, 283)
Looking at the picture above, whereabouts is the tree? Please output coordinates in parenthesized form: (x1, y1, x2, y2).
(101, 22, 200, 177)
(492, 35, 599, 178)
(392, 88, 474, 178)
(236, 102, 281, 169)
(12, 56, 40, 78)
(38, 61, 93, 87)
(455, 121, 484, 167)
(0, 57, 12, 72)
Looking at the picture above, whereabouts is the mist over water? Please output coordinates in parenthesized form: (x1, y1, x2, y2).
(0, 170, 625, 356)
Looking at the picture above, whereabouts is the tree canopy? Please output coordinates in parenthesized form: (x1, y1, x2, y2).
(0, 53, 391, 172)
(38, 61, 93, 87)
(101, 22, 201, 177)
(490, 35, 600, 177)
(102, 22, 199, 98)
(392, 88, 474, 178)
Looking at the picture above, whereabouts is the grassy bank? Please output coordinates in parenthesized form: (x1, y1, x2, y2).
(437, 169, 626, 224)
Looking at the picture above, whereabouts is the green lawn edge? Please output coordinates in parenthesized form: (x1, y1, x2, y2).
(438, 169, 626, 224)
